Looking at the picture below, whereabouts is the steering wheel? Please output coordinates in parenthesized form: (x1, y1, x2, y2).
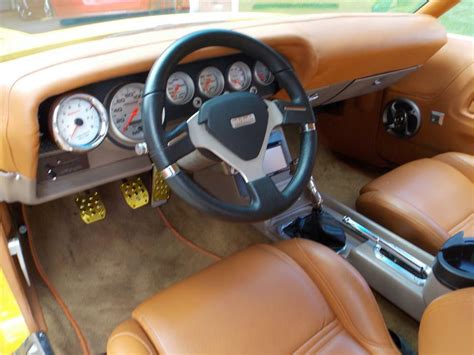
(143, 29, 317, 222)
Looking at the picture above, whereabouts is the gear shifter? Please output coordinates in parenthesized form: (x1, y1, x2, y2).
(283, 162, 346, 251)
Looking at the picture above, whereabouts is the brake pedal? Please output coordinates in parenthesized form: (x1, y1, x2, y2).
(152, 166, 170, 207)
(121, 177, 149, 209)
(75, 191, 106, 224)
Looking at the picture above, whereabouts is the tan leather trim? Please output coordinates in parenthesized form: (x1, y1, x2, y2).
(356, 190, 449, 253)
(449, 213, 474, 238)
(107, 319, 157, 355)
(106, 240, 399, 354)
(275, 239, 399, 354)
(433, 152, 474, 182)
(0, 14, 446, 179)
(0, 202, 12, 237)
(418, 0, 460, 17)
(419, 287, 474, 355)
(378, 36, 474, 165)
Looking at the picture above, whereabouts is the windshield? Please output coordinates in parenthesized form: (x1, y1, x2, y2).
(2, 0, 428, 34)
(0, 0, 428, 61)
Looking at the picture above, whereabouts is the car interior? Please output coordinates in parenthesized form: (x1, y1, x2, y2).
(0, 0, 473, 354)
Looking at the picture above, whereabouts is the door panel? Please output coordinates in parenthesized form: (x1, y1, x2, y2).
(317, 35, 473, 167)
(377, 35, 474, 165)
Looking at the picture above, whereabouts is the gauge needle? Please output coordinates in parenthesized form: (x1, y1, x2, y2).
(122, 106, 139, 133)
(173, 84, 181, 97)
(70, 125, 79, 138)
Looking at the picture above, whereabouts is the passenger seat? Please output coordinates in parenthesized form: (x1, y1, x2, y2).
(356, 153, 474, 254)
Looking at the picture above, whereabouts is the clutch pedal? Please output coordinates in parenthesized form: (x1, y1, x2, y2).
(75, 191, 106, 224)
(120, 177, 149, 209)
(152, 166, 170, 207)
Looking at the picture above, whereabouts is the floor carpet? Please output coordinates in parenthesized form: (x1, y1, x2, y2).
(26, 139, 418, 353)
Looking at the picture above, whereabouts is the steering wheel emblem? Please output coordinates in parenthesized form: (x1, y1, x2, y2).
(230, 113, 256, 129)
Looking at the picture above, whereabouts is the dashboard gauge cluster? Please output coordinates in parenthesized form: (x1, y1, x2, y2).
(49, 93, 109, 152)
(40, 54, 279, 156)
(108, 82, 145, 146)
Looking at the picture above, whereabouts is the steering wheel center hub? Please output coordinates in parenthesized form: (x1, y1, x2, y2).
(198, 92, 269, 161)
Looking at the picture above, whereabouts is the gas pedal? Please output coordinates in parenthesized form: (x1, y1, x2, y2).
(120, 177, 149, 209)
(75, 191, 106, 224)
(152, 166, 170, 207)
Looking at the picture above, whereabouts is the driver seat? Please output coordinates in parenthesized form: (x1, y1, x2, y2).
(108, 238, 400, 354)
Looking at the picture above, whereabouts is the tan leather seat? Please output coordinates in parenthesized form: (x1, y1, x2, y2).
(108, 239, 400, 354)
(357, 152, 474, 254)
(419, 287, 474, 355)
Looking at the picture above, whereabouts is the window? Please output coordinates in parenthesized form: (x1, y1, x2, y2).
(242, 0, 428, 14)
(439, 0, 474, 36)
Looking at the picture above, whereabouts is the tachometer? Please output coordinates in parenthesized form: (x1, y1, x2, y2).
(228, 61, 252, 91)
(254, 61, 274, 86)
(198, 66, 225, 98)
(108, 82, 144, 145)
(50, 93, 108, 152)
(166, 72, 195, 105)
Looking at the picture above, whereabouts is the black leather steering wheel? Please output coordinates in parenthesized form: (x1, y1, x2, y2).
(143, 29, 317, 222)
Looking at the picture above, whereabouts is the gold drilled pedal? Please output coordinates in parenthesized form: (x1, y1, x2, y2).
(152, 166, 170, 207)
(120, 177, 149, 209)
(75, 191, 106, 224)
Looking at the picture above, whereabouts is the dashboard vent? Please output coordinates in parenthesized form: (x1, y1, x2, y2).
(383, 99, 421, 138)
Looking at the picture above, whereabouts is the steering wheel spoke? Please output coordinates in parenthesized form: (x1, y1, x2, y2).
(247, 176, 286, 214)
(163, 121, 196, 164)
(275, 100, 314, 126)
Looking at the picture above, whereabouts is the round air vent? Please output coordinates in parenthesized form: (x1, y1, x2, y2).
(383, 99, 421, 138)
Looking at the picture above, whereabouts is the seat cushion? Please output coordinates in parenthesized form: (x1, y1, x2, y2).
(357, 153, 474, 254)
(107, 239, 398, 354)
(419, 287, 474, 355)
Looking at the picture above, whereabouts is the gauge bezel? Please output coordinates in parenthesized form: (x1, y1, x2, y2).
(253, 61, 275, 86)
(227, 61, 252, 91)
(166, 71, 195, 105)
(106, 82, 145, 147)
(50, 93, 109, 152)
(198, 66, 225, 98)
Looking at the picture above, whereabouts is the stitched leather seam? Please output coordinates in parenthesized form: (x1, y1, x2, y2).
(360, 191, 448, 245)
(109, 331, 155, 354)
(293, 240, 391, 349)
(135, 314, 168, 354)
(294, 319, 339, 354)
(448, 213, 474, 235)
(308, 324, 344, 354)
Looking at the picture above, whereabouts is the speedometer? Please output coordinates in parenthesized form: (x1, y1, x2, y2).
(198, 66, 225, 98)
(108, 82, 144, 145)
(166, 72, 195, 105)
(228, 61, 252, 91)
(50, 93, 108, 152)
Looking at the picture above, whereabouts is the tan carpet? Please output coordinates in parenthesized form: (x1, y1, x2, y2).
(27, 181, 268, 354)
(27, 133, 417, 353)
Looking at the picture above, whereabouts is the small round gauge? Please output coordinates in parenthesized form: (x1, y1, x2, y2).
(228, 61, 252, 91)
(50, 93, 108, 152)
(166, 72, 195, 105)
(254, 61, 275, 86)
(108, 82, 144, 145)
(198, 66, 225, 98)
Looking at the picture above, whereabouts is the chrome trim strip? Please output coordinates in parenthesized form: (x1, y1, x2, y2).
(342, 216, 431, 282)
(161, 164, 180, 179)
(284, 105, 307, 112)
(303, 123, 316, 132)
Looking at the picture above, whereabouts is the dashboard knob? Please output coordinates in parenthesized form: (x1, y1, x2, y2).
(47, 167, 57, 181)
(135, 142, 148, 156)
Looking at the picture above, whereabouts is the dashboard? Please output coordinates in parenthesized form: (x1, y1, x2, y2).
(33, 54, 278, 201)
(0, 13, 447, 204)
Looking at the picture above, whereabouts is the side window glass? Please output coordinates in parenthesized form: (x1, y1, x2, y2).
(440, 0, 474, 36)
